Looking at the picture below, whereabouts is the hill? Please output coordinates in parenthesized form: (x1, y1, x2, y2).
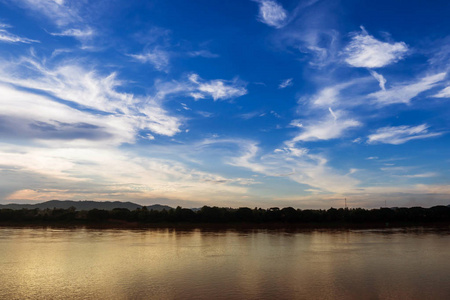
(0, 200, 172, 211)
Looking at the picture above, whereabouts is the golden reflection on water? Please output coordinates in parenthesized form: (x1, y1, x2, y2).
(0, 227, 449, 299)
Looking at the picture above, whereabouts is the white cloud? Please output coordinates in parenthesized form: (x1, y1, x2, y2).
(225, 140, 359, 193)
(0, 83, 135, 145)
(369, 70, 386, 91)
(188, 73, 200, 84)
(0, 58, 182, 142)
(289, 109, 361, 142)
(0, 23, 39, 44)
(0, 144, 252, 202)
(309, 78, 367, 108)
(402, 172, 438, 178)
(187, 50, 219, 58)
(128, 48, 170, 72)
(367, 124, 442, 145)
(279, 78, 293, 89)
(11, 0, 81, 27)
(368, 72, 446, 105)
(432, 86, 450, 98)
(190, 92, 205, 100)
(189, 73, 247, 101)
(197, 80, 247, 101)
(50, 28, 94, 38)
(144, 73, 247, 104)
(328, 107, 337, 120)
(311, 86, 340, 107)
(9, 0, 103, 48)
(255, 0, 288, 28)
(180, 103, 191, 111)
(344, 27, 408, 68)
(1, 59, 133, 113)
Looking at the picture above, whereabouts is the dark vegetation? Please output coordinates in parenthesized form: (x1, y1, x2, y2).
(1, 204, 450, 228)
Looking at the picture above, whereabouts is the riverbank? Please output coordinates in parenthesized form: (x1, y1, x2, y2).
(1, 220, 450, 231)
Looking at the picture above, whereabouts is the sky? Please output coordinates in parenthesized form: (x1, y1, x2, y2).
(0, 0, 449, 208)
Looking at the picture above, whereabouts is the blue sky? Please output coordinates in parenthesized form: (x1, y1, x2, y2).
(0, 0, 449, 208)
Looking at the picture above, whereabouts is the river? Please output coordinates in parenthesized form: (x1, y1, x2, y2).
(0, 227, 449, 299)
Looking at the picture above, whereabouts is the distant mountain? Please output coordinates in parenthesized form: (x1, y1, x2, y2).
(0, 200, 173, 211)
(145, 204, 173, 211)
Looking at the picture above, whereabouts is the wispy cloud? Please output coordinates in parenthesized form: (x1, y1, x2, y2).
(238, 110, 269, 120)
(0, 83, 132, 145)
(344, 26, 408, 68)
(8, 0, 102, 47)
(368, 72, 446, 105)
(128, 47, 170, 72)
(10, 0, 81, 27)
(224, 139, 359, 193)
(432, 86, 450, 98)
(308, 79, 367, 108)
(189, 74, 247, 101)
(310, 86, 342, 107)
(279, 28, 339, 67)
(402, 172, 438, 178)
(187, 50, 219, 58)
(0, 23, 38, 43)
(144, 73, 247, 104)
(267, 0, 341, 67)
(289, 109, 361, 143)
(278, 78, 293, 89)
(369, 70, 386, 90)
(0, 57, 182, 143)
(197, 81, 247, 101)
(0, 144, 253, 203)
(254, 0, 288, 29)
(367, 124, 442, 145)
(50, 27, 94, 39)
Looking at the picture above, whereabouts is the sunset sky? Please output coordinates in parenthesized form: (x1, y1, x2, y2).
(1, 0, 449, 208)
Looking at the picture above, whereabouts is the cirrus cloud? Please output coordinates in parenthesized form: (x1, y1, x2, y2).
(432, 86, 450, 98)
(188, 73, 247, 101)
(0, 23, 39, 44)
(367, 124, 442, 145)
(289, 108, 361, 143)
(368, 72, 446, 105)
(254, 0, 288, 29)
(344, 27, 408, 68)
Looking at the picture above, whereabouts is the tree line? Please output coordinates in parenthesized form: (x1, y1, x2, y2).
(1, 205, 450, 225)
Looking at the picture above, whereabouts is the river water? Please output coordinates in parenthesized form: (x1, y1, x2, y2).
(0, 227, 449, 299)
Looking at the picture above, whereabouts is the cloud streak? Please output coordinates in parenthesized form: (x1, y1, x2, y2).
(369, 70, 387, 91)
(0, 23, 38, 43)
(368, 72, 446, 105)
(367, 124, 442, 145)
(279, 78, 293, 89)
(289, 109, 361, 143)
(50, 28, 95, 39)
(433, 86, 450, 98)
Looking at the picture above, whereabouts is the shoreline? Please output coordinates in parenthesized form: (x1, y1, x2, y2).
(1, 220, 450, 231)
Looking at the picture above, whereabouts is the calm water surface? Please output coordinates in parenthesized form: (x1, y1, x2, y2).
(0, 227, 449, 299)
